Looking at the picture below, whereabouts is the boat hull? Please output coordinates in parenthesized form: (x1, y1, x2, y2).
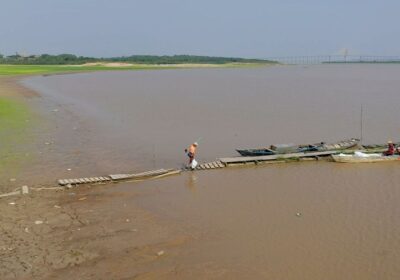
(332, 155, 400, 163)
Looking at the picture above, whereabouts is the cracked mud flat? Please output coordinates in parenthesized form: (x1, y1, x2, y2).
(0, 185, 193, 280)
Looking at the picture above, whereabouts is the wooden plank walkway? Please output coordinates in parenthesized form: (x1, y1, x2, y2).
(109, 169, 175, 181)
(58, 151, 339, 186)
(219, 150, 336, 165)
(58, 176, 111, 186)
(58, 169, 179, 186)
(194, 160, 226, 171)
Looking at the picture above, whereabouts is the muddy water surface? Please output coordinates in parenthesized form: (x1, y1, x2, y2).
(23, 65, 400, 279)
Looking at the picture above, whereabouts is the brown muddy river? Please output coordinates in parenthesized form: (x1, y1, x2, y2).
(23, 65, 400, 279)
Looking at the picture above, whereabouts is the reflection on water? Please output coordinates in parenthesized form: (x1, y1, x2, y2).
(185, 172, 198, 192)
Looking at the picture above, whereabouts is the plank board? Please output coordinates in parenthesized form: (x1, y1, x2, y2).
(109, 169, 177, 181)
(58, 176, 113, 186)
(110, 174, 131, 180)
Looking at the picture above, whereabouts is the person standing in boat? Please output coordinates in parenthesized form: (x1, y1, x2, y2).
(185, 142, 198, 166)
(383, 140, 395, 156)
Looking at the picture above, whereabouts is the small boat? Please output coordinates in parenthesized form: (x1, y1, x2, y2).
(332, 151, 400, 163)
(332, 154, 400, 163)
(361, 142, 400, 150)
(235, 148, 276, 157)
(236, 138, 360, 157)
(317, 138, 360, 151)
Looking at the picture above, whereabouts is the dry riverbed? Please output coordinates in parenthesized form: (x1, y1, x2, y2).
(0, 184, 194, 280)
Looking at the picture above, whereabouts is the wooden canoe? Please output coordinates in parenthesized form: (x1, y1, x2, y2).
(237, 138, 360, 157)
(236, 148, 276, 156)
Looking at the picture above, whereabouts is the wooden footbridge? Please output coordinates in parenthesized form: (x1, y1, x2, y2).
(194, 160, 225, 170)
(57, 151, 336, 187)
(58, 168, 176, 186)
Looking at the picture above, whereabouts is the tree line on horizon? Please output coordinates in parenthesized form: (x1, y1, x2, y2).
(0, 53, 273, 65)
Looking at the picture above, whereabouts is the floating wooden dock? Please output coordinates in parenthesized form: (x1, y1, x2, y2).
(57, 151, 339, 186)
(219, 150, 336, 165)
(195, 160, 225, 170)
(185, 151, 335, 171)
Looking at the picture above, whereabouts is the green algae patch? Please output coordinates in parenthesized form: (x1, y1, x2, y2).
(0, 97, 30, 128)
(0, 97, 31, 178)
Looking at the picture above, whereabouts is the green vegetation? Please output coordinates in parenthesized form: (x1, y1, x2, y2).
(0, 53, 273, 65)
(0, 62, 270, 76)
(105, 55, 270, 64)
(0, 64, 179, 76)
(0, 53, 275, 76)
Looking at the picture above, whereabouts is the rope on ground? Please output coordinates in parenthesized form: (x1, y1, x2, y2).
(0, 190, 21, 198)
(30, 187, 64, 191)
(0, 185, 64, 200)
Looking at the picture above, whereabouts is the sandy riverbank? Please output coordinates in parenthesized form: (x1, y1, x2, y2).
(0, 182, 193, 279)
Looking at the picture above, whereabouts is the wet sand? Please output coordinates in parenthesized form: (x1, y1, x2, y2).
(2, 64, 400, 279)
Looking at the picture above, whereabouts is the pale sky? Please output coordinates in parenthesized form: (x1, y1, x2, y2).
(1, 0, 399, 58)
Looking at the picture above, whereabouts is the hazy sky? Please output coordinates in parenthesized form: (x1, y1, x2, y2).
(1, 0, 399, 58)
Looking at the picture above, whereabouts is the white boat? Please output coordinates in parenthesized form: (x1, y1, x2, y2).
(332, 151, 400, 163)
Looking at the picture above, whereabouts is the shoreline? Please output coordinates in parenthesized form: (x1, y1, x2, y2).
(0, 76, 41, 193)
(0, 62, 273, 76)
